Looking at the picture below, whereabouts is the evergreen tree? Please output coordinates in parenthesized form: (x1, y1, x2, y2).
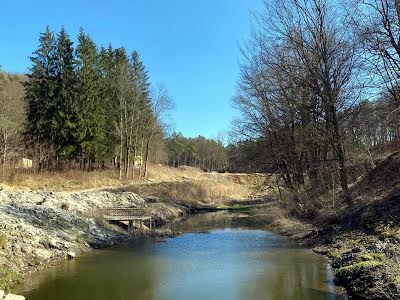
(75, 28, 100, 168)
(114, 47, 131, 178)
(24, 27, 164, 173)
(54, 27, 79, 160)
(97, 45, 118, 164)
(25, 26, 58, 167)
(128, 51, 153, 177)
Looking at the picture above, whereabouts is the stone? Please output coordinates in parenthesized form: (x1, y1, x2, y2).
(34, 249, 52, 260)
(3, 293, 25, 300)
(0, 290, 4, 299)
(366, 243, 385, 252)
(47, 239, 61, 250)
(351, 247, 363, 253)
(66, 251, 76, 259)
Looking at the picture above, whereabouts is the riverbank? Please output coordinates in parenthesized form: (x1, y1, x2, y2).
(0, 169, 270, 294)
(0, 189, 187, 292)
(307, 153, 400, 299)
(1, 161, 398, 299)
(229, 153, 400, 299)
(217, 197, 399, 299)
(16, 213, 346, 300)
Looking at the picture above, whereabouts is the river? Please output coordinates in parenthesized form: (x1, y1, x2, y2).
(17, 211, 347, 300)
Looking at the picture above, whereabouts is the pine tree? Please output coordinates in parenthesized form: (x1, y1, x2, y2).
(75, 29, 100, 168)
(114, 48, 130, 178)
(128, 51, 152, 177)
(25, 26, 58, 168)
(54, 27, 79, 161)
(97, 45, 118, 165)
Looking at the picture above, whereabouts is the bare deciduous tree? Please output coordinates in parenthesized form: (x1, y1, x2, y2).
(0, 74, 25, 176)
(234, 0, 359, 204)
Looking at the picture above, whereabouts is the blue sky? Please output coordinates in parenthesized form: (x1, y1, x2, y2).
(0, 0, 263, 139)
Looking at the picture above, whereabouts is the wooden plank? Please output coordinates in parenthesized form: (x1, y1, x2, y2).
(103, 216, 152, 221)
(96, 207, 154, 231)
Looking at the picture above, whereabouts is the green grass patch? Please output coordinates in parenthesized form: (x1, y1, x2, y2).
(337, 260, 382, 277)
(358, 253, 385, 262)
(0, 266, 20, 290)
(228, 204, 251, 211)
(375, 225, 400, 239)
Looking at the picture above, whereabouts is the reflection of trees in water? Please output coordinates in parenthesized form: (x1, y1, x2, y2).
(168, 211, 234, 232)
(22, 214, 346, 300)
(21, 249, 163, 300)
(238, 250, 343, 300)
(168, 211, 266, 233)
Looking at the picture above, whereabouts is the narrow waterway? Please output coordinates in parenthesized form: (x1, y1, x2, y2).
(18, 212, 347, 300)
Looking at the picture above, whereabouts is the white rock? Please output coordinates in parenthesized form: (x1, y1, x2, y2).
(66, 251, 76, 259)
(0, 290, 4, 299)
(34, 249, 52, 260)
(4, 293, 25, 300)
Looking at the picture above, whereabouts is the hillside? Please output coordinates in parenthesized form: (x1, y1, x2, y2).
(310, 152, 400, 299)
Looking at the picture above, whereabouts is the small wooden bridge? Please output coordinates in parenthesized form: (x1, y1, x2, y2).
(96, 207, 155, 231)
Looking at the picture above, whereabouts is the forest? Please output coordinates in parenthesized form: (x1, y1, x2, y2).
(0, 27, 166, 179)
(231, 0, 400, 210)
(165, 133, 228, 171)
(0, 26, 237, 179)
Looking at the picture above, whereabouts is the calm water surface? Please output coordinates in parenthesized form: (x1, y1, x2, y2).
(18, 212, 347, 300)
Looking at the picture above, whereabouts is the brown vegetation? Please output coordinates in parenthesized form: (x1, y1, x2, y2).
(0, 164, 270, 207)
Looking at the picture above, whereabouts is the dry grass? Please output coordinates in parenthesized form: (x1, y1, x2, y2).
(0, 169, 125, 191)
(121, 179, 254, 206)
(0, 165, 274, 206)
(147, 164, 207, 182)
(0, 165, 202, 191)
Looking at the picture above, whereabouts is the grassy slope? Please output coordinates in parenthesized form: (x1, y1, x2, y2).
(308, 152, 400, 299)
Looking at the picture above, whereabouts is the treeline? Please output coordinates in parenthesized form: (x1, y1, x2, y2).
(226, 139, 274, 173)
(0, 72, 26, 176)
(345, 98, 400, 155)
(166, 133, 228, 171)
(233, 0, 400, 206)
(1, 26, 172, 179)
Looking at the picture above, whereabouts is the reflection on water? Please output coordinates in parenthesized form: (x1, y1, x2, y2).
(18, 212, 347, 300)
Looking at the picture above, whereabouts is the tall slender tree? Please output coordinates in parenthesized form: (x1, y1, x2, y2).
(54, 27, 79, 162)
(75, 29, 100, 169)
(25, 26, 58, 169)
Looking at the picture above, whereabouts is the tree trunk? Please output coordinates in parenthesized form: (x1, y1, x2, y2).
(2, 130, 7, 177)
(119, 114, 123, 181)
(144, 139, 150, 178)
(139, 137, 144, 178)
(125, 145, 130, 179)
(330, 104, 352, 204)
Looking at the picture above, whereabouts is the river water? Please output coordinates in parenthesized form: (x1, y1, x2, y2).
(18, 212, 347, 300)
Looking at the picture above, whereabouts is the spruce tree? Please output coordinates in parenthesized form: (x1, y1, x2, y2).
(124, 51, 153, 177)
(75, 29, 100, 168)
(54, 27, 79, 160)
(98, 46, 118, 164)
(114, 47, 130, 178)
(25, 26, 58, 167)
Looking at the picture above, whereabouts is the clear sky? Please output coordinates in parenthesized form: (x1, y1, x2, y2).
(0, 0, 263, 139)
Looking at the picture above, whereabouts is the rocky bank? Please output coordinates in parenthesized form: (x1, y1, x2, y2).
(0, 188, 187, 291)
